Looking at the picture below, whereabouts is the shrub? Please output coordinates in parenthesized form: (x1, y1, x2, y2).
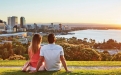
(100, 50, 112, 61)
(13, 45, 26, 55)
(2, 48, 9, 60)
(0, 58, 3, 60)
(8, 54, 25, 60)
(60, 43, 101, 61)
(111, 52, 121, 61)
(23, 54, 29, 60)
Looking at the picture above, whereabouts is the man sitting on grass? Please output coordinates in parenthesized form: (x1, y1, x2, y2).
(30, 33, 71, 73)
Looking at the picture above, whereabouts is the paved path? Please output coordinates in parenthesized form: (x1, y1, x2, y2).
(0, 66, 121, 70)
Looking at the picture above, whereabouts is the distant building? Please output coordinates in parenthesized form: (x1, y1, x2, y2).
(18, 28, 26, 32)
(48, 23, 54, 31)
(20, 17, 26, 28)
(54, 25, 60, 30)
(11, 16, 18, 27)
(13, 25, 17, 32)
(59, 23, 62, 30)
(41, 25, 48, 30)
(8, 16, 18, 27)
(27, 25, 32, 29)
(8, 17, 11, 25)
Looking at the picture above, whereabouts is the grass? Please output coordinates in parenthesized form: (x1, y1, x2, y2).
(1, 60, 121, 66)
(1, 60, 121, 75)
(0, 68, 121, 75)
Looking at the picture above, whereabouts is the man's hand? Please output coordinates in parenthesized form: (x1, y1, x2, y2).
(29, 70, 37, 73)
(66, 70, 72, 73)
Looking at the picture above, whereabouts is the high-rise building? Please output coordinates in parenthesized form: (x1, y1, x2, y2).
(11, 16, 18, 27)
(8, 16, 18, 27)
(20, 17, 26, 28)
(8, 17, 11, 25)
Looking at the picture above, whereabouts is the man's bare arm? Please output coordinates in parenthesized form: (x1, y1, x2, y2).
(36, 56, 44, 71)
(60, 55, 71, 72)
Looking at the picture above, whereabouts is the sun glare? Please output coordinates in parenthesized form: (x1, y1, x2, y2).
(115, 18, 121, 25)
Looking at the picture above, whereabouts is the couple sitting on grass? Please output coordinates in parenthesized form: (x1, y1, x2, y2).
(22, 33, 71, 73)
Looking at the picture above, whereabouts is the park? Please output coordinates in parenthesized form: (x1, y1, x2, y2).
(0, 36, 121, 75)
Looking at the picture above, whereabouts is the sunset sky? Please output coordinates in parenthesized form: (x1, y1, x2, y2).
(0, 0, 121, 25)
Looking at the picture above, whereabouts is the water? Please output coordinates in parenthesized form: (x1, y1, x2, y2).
(56, 29, 121, 42)
(97, 49, 121, 55)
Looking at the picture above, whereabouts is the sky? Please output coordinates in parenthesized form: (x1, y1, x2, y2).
(0, 0, 121, 25)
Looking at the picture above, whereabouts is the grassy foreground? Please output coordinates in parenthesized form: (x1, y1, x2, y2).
(1, 60, 121, 66)
(0, 68, 121, 75)
(1, 60, 121, 75)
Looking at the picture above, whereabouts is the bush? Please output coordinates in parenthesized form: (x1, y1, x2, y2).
(2, 48, 9, 60)
(111, 52, 121, 61)
(23, 54, 29, 60)
(8, 54, 25, 60)
(100, 50, 112, 61)
(13, 45, 26, 55)
(0, 58, 3, 60)
(60, 43, 101, 61)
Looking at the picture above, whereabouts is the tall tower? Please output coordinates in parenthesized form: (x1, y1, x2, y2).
(8, 17, 11, 25)
(20, 17, 26, 28)
(11, 16, 18, 27)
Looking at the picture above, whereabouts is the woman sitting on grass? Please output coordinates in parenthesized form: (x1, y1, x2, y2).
(22, 34, 45, 72)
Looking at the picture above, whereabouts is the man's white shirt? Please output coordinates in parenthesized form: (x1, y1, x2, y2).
(40, 44, 64, 71)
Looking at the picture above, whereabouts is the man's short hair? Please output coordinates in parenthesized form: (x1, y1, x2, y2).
(48, 33, 55, 43)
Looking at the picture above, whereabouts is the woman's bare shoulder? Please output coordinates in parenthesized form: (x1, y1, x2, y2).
(28, 46, 32, 51)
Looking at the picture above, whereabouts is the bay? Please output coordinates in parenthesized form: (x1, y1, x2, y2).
(56, 29, 121, 43)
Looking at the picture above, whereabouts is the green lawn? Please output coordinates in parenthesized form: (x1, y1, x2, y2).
(0, 68, 121, 75)
(1, 60, 121, 75)
(1, 60, 121, 66)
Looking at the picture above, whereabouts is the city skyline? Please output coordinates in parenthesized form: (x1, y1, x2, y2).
(0, 0, 121, 25)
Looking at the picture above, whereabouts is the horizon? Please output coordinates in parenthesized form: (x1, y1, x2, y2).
(0, 0, 121, 25)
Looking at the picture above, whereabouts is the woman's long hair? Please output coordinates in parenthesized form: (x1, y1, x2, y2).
(31, 34, 42, 54)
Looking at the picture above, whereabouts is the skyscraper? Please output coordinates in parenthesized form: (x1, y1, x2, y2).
(8, 16, 18, 27)
(20, 17, 26, 28)
(11, 16, 18, 27)
(8, 17, 11, 25)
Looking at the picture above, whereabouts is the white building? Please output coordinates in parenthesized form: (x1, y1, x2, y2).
(8, 16, 18, 27)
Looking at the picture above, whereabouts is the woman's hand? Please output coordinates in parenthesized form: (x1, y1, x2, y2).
(29, 70, 37, 73)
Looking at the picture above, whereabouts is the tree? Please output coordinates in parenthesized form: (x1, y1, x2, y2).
(111, 52, 121, 61)
(2, 48, 9, 60)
